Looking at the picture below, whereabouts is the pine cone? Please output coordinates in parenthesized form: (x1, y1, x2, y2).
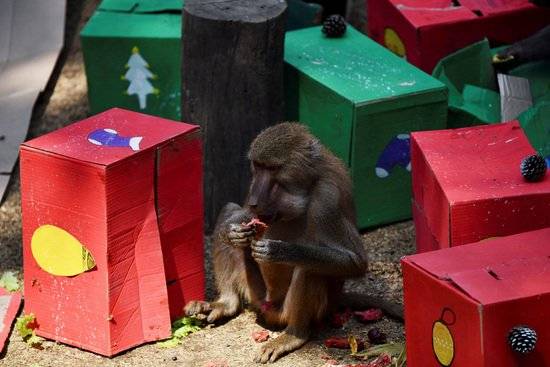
(322, 15, 347, 38)
(520, 154, 547, 182)
(508, 326, 537, 354)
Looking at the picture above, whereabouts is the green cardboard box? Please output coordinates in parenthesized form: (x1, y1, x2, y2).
(81, 0, 183, 120)
(433, 39, 550, 128)
(284, 26, 447, 229)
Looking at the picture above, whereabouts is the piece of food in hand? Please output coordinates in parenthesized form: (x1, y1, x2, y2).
(354, 308, 384, 323)
(243, 218, 268, 239)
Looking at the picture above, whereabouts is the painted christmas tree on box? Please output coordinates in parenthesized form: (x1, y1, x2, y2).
(122, 47, 159, 109)
(80, 0, 182, 120)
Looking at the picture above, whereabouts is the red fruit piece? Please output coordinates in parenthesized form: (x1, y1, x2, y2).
(324, 336, 365, 351)
(244, 218, 268, 239)
(331, 308, 353, 327)
(251, 329, 270, 343)
(366, 354, 392, 367)
(354, 308, 383, 323)
(324, 337, 350, 349)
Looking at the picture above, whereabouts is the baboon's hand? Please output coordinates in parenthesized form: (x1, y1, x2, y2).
(227, 223, 255, 248)
(251, 239, 289, 263)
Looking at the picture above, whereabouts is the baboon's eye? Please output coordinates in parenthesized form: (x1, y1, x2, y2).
(254, 161, 279, 171)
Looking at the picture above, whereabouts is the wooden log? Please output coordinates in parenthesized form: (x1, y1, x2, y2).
(182, 0, 287, 232)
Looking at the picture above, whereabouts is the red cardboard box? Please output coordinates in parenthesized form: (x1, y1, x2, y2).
(368, 0, 550, 72)
(20, 108, 204, 356)
(0, 288, 22, 354)
(411, 121, 550, 253)
(403, 227, 550, 367)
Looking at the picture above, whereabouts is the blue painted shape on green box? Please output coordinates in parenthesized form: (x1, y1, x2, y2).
(285, 26, 447, 228)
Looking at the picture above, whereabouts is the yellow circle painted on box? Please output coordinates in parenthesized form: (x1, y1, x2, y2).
(31, 225, 96, 277)
(433, 321, 454, 366)
(384, 28, 406, 58)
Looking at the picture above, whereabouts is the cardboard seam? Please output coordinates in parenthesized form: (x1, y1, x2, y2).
(349, 104, 356, 168)
(443, 275, 483, 304)
(354, 87, 446, 108)
(113, 306, 140, 348)
(478, 303, 485, 362)
(449, 190, 550, 207)
(408, 259, 484, 305)
(422, 147, 453, 247)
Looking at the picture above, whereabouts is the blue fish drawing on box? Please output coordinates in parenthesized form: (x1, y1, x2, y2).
(87, 128, 142, 151)
(375, 133, 411, 178)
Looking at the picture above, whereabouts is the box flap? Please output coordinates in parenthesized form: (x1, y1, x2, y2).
(432, 39, 497, 106)
(519, 102, 550, 159)
(410, 121, 550, 205)
(284, 26, 445, 108)
(458, 0, 533, 16)
(391, 0, 533, 26)
(21, 108, 198, 167)
(80, 10, 181, 39)
(405, 227, 550, 304)
(498, 74, 532, 122)
(0, 288, 22, 354)
(461, 83, 500, 122)
(392, 0, 476, 27)
(99, 0, 182, 13)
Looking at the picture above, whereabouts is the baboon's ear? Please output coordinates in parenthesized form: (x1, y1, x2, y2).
(309, 138, 322, 160)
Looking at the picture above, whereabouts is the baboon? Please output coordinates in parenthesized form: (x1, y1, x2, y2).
(185, 123, 389, 363)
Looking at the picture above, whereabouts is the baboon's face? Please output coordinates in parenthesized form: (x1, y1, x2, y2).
(246, 161, 309, 223)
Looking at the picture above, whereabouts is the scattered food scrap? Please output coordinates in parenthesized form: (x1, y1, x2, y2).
(354, 309, 384, 323)
(324, 335, 365, 351)
(251, 329, 270, 343)
(354, 342, 406, 367)
(157, 316, 204, 348)
(15, 313, 42, 347)
(331, 308, 353, 328)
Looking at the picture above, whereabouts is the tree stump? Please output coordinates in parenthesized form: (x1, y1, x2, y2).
(182, 0, 287, 232)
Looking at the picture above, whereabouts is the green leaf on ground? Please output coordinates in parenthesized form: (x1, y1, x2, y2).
(15, 313, 43, 347)
(157, 316, 204, 348)
(354, 342, 406, 366)
(0, 271, 20, 292)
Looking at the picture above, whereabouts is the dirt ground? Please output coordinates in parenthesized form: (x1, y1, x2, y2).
(0, 1, 415, 366)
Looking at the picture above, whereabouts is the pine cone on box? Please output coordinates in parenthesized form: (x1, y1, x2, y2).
(520, 154, 547, 182)
(322, 15, 347, 38)
(508, 326, 537, 354)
